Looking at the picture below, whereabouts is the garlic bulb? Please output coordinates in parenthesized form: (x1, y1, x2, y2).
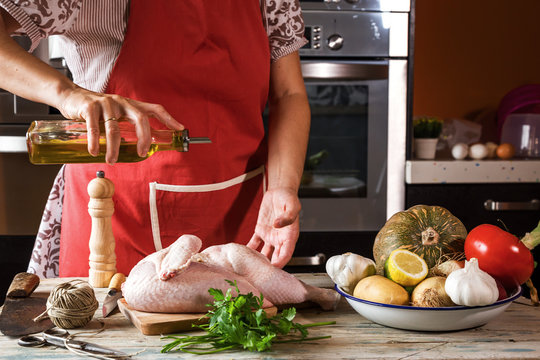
(444, 258, 499, 306)
(326, 252, 376, 293)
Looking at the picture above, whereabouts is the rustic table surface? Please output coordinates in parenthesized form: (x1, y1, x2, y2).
(1, 274, 539, 359)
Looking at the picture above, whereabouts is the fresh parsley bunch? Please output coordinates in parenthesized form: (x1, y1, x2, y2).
(161, 280, 334, 355)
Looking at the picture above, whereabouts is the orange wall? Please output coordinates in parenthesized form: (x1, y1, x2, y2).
(413, 0, 540, 125)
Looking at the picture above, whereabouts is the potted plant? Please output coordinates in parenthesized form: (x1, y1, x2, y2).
(413, 116, 443, 159)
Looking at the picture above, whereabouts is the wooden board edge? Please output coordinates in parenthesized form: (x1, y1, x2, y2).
(117, 298, 279, 336)
(117, 298, 144, 333)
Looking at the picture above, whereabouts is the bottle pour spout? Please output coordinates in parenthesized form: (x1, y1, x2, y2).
(179, 129, 211, 151)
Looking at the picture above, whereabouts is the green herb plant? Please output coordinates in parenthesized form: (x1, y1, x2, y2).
(161, 280, 335, 355)
(413, 116, 444, 138)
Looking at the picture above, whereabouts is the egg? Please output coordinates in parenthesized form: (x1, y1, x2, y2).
(496, 143, 515, 160)
(469, 143, 488, 160)
(485, 142, 498, 158)
(451, 143, 469, 160)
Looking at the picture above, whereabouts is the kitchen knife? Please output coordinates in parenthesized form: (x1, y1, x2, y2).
(102, 273, 126, 317)
(0, 272, 53, 336)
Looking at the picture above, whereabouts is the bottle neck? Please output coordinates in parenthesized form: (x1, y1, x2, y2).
(147, 130, 187, 155)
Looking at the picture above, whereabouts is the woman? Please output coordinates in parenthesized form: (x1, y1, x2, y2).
(0, 0, 310, 276)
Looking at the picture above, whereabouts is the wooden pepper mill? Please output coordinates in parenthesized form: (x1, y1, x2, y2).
(88, 170, 117, 288)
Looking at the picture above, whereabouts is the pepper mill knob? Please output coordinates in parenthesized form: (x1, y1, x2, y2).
(88, 170, 117, 287)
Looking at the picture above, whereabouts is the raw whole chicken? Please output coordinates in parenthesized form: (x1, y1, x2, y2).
(122, 235, 340, 313)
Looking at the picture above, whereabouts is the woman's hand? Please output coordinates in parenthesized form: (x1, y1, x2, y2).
(247, 187, 301, 268)
(1, 11, 183, 165)
(248, 51, 310, 268)
(1, 10, 182, 164)
(59, 86, 184, 164)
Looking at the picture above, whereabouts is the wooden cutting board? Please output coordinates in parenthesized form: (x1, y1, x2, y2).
(118, 298, 278, 335)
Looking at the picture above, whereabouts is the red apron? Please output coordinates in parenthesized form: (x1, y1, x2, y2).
(59, 0, 270, 276)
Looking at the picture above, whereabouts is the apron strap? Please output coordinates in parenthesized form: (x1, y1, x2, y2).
(149, 165, 266, 251)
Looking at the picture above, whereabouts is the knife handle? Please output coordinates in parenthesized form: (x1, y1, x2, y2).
(108, 273, 126, 291)
(6, 272, 40, 298)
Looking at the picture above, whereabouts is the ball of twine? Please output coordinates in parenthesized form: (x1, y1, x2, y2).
(35, 280, 99, 329)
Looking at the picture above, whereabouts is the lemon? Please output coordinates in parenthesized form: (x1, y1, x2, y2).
(384, 249, 428, 287)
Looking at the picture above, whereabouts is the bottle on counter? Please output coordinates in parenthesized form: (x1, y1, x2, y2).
(26, 120, 211, 164)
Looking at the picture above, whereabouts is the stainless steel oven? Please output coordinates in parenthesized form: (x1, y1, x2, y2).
(285, 0, 412, 270)
(297, 1, 410, 232)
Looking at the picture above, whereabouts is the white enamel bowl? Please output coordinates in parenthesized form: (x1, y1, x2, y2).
(335, 284, 522, 332)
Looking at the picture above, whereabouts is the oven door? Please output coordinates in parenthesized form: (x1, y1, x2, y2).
(298, 60, 388, 232)
(0, 124, 62, 236)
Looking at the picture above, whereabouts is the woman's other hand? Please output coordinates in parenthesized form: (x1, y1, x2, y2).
(247, 187, 301, 268)
(59, 87, 184, 164)
(248, 51, 310, 267)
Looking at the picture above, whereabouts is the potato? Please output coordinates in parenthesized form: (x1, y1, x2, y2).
(353, 275, 409, 305)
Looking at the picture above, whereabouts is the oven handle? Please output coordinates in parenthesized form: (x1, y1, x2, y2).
(286, 253, 326, 266)
(484, 199, 540, 211)
(0, 135, 27, 153)
(301, 62, 388, 81)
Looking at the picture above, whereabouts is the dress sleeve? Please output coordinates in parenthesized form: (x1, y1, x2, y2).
(264, 0, 308, 61)
(0, 0, 80, 51)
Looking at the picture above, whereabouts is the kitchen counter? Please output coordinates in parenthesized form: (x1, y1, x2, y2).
(406, 159, 540, 184)
(1, 274, 540, 359)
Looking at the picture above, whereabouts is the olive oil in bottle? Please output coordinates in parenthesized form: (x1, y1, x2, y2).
(26, 120, 211, 164)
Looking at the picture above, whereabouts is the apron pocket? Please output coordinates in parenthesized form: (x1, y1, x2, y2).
(149, 165, 265, 251)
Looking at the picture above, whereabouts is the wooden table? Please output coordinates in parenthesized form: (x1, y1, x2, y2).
(1, 274, 539, 359)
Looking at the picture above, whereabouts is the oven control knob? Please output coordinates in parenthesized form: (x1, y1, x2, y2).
(327, 34, 344, 50)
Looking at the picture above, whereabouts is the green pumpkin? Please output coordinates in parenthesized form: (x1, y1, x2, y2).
(373, 205, 467, 274)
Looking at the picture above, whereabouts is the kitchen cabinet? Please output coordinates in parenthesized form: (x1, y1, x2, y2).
(0, 236, 35, 305)
(0, 154, 61, 236)
(0, 152, 59, 305)
(406, 183, 540, 235)
(2, 274, 539, 359)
